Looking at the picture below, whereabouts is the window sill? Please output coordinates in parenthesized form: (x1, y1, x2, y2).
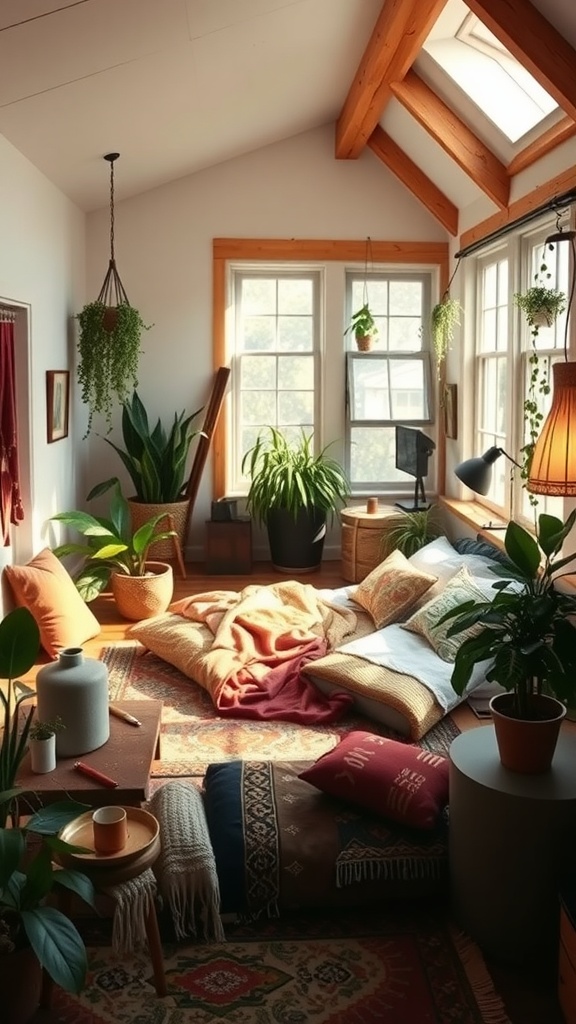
(438, 497, 508, 553)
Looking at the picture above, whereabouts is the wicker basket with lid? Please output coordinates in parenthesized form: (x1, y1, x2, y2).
(340, 504, 404, 583)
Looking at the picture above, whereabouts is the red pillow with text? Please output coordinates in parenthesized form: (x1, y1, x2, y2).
(299, 731, 449, 830)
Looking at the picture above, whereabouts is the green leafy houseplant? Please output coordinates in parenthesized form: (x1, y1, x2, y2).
(87, 390, 204, 504)
(384, 506, 442, 558)
(242, 428, 350, 524)
(0, 795, 96, 994)
(76, 300, 152, 436)
(514, 285, 566, 328)
(440, 512, 576, 720)
(344, 304, 379, 350)
(0, 606, 95, 994)
(0, 608, 40, 828)
(431, 296, 462, 373)
(28, 717, 65, 742)
(50, 481, 177, 601)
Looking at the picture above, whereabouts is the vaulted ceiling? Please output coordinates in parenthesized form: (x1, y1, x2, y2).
(0, 0, 574, 228)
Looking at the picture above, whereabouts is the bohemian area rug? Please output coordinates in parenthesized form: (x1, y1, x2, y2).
(102, 643, 459, 777)
(51, 905, 511, 1024)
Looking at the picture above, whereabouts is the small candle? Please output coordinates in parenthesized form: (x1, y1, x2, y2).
(366, 497, 379, 514)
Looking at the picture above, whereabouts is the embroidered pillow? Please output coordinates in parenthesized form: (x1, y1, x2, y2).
(299, 731, 449, 830)
(402, 565, 491, 662)
(351, 548, 437, 629)
(4, 548, 101, 657)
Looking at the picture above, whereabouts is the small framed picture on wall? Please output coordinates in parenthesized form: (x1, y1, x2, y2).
(46, 370, 70, 442)
(443, 383, 458, 439)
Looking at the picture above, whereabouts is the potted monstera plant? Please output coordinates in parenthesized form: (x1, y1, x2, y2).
(242, 427, 350, 572)
(50, 481, 178, 620)
(440, 512, 576, 773)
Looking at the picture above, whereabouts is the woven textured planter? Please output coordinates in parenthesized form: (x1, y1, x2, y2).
(111, 562, 174, 621)
(128, 499, 188, 561)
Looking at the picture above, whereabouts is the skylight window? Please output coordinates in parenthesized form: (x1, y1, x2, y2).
(424, 12, 557, 143)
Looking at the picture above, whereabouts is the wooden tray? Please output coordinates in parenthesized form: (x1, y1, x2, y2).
(58, 806, 159, 867)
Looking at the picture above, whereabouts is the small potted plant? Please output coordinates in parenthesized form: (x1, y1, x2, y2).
(75, 300, 152, 436)
(242, 427, 350, 572)
(514, 284, 566, 328)
(344, 303, 379, 351)
(431, 295, 462, 374)
(439, 511, 576, 773)
(28, 716, 65, 774)
(49, 481, 178, 620)
(383, 505, 442, 558)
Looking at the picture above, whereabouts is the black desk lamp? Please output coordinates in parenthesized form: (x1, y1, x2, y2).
(455, 446, 521, 527)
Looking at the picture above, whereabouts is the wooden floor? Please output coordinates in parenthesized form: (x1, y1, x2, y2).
(29, 559, 563, 1023)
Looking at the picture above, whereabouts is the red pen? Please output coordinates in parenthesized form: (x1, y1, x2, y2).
(74, 761, 118, 789)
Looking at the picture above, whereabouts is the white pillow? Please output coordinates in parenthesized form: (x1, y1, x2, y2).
(408, 536, 503, 606)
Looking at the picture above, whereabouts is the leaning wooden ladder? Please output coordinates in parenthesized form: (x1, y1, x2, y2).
(180, 366, 231, 563)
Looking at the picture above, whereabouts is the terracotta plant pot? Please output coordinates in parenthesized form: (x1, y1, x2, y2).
(111, 562, 174, 621)
(489, 692, 567, 774)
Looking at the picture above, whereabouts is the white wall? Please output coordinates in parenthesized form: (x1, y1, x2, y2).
(0, 132, 85, 612)
(84, 124, 447, 558)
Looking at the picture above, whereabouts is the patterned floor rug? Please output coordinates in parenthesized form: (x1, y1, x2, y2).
(50, 905, 511, 1024)
(102, 643, 460, 777)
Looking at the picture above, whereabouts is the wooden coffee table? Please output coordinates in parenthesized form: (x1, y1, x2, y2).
(17, 700, 162, 809)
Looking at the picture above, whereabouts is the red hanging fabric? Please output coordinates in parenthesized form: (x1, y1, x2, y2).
(0, 319, 24, 545)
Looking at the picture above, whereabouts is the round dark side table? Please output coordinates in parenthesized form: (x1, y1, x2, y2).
(449, 725, 576, 965)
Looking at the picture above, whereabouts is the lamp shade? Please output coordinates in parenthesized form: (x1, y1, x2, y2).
(527, 362, 576, 496)
(454, 446, 503, 495)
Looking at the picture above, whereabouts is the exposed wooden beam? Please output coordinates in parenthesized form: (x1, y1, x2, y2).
(390, 70, 510, 210)
(213, 239, 449, 263)
(335, 0, 448, 160)
(368, 126, 458, 235)
(507, 117, 576, 177)
(459, 167, 576, 252)
(466, 0, 576, 123)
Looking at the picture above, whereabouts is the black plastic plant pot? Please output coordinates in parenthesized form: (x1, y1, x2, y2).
(266, 507, 327, 573)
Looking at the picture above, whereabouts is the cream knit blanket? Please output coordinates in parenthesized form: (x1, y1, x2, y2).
(147, 781, 225, 942)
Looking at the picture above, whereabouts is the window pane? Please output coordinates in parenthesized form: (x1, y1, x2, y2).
(278, 355, 313, 390)
(278, 278, 312, 314)
(241, 315, 275, 351)
(278, 316, 313, 351)
(349, 427, 405, 485)
(389, 360, 427, 419)
(348, 355, 430, 423)
(240, 390, 276, 425)
(241, 355, 276, 390)
(388, 317, 423, 351)
(242, 278, 276, 315)
(278, 391, 314, 425)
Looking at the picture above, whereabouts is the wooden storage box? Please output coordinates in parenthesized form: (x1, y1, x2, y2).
(205, 519, 252, 574)
(340, 505, 404, 583)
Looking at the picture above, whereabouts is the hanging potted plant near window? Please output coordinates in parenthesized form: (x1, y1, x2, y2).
(431, 294, 462, 376)
(514, 253, 567, 500)
(344, 303, 379, 351)
(75, 154, 151, 435)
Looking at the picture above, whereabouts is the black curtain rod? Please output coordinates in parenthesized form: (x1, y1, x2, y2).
(455, 187, 576, 259)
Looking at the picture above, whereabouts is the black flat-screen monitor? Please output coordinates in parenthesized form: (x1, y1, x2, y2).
(395, 425, 435, 511)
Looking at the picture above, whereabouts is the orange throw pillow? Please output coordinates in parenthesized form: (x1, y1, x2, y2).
(4, 548, 100, 657)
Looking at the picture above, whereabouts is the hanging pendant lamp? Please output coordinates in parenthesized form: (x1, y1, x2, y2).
(527, 223, 576, 496)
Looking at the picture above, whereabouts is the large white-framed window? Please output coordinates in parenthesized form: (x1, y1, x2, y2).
(345, 272, 433, 491)
(216, 241, 444, 503)
(472, 221, 569, 526)
(228, 268, 320, 492)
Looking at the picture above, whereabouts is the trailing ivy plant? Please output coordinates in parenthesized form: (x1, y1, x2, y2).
(431, 295, 462, 376)
(75, 300, 151, 436)
(514, 254, 566, 506)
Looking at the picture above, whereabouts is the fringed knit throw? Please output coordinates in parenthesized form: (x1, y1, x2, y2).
(147, 781, 225, 942)
(102, 868, 157, 955)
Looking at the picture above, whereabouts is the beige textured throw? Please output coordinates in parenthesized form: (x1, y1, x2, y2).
(147, 781, 225, 942)
(102, 868, 157, 955)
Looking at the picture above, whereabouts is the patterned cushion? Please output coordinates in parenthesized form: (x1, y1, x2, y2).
(299, 731, 449, 830)
(129, 613, 213, 682)
(351, 549, 437, 629)
(4, 548, 100, 657)
(402, 565, 490, 662)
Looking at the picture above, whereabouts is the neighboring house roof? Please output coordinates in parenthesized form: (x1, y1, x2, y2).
(0, 0, 573, 226)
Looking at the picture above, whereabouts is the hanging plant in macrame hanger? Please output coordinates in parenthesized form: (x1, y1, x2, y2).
(344, 236, 379, 351)
(431, 258, 463, 378)
(75, 152, 151, 436)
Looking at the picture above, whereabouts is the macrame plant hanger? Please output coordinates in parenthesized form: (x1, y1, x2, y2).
(98, 153, 129, 328)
